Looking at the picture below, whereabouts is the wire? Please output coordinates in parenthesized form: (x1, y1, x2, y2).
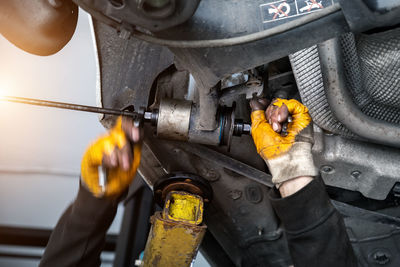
(132, 3, 341, 48)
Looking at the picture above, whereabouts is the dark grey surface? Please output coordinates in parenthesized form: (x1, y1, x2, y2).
(313, 125, 400, 200)
(91, 20, 174, 128)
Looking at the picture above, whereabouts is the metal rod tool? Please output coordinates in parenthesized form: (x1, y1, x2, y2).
(1, 95, 139, 117)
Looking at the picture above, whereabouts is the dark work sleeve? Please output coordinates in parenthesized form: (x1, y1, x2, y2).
(39, 183, 119, 267)
(269, 177, 358, 267)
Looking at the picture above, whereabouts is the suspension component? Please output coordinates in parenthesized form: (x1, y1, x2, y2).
(152, 98, 251, 146)
(0, 96, 251, 146)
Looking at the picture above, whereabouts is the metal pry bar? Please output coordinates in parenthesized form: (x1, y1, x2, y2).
(1, 95, 139, 117)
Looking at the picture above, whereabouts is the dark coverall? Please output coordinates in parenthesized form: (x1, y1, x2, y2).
(39, 177, 358, 267)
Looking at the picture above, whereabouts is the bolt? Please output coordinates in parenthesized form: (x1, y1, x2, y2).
(144, 111, 152, 120)
(202, 169, 220, 182)
(172, 148, 181, 154)
(351, 171, 361, 179)
(243, 123, 251, 135)
(118, 29, 131, 40)
(321, 165, 334, 174)
(372, 251, 390, 265)
(392, 183, 400, 198)
(229, 190, 242, 200)
(258, 227, 263, 236)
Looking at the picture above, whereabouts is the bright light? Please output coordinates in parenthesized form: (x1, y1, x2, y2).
(0, 88, 5, 100)
(0, 89, 6, 101)
(0, 81, 11, 100)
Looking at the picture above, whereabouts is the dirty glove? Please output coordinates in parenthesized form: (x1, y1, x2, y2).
(81, 116, 142, 198)
(251, 98, 318, 187)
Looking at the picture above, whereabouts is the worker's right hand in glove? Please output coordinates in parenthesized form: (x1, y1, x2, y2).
(250, 98, 318, 196)
(81, 116, 142, 198)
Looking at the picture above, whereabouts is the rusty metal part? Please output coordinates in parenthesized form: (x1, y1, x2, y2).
(157, 98, 192, 141)
(163, 191, 204, 225)
(219, 81, 263, 105)
(153, 172, 213, 207)
(155, 98, 250, 146)
(160, 182, 203, 203)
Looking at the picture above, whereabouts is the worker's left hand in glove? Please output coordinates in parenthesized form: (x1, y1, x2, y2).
(81, 116, 142, 198)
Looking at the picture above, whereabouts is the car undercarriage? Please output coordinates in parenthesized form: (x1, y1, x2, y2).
(3, 0, 400, 266)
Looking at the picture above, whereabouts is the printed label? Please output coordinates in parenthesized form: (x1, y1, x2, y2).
(297, 0, 332, 14)
(260, 0, 334, 23)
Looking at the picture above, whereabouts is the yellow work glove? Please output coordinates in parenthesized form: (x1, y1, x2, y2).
(251, 98, 318, 186)
(81, 117, 142, 198)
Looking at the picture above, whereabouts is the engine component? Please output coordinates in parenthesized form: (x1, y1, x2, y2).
(313, 125, 400, 200)
(74, 0, 200, 32)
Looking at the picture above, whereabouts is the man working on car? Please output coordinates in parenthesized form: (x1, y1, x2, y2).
(39, 99, 357, 267)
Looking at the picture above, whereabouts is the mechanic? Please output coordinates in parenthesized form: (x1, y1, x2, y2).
(39, 99, 357, 267)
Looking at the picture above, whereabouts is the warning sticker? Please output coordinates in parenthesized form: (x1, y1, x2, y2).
(260, 0, 334, 23)
(297, 0, 331, 14)
(261, 0, 297, 22)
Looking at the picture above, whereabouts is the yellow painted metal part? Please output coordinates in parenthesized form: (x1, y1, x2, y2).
(163, 191, 204, 225)
(142, 191, 207, 267)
